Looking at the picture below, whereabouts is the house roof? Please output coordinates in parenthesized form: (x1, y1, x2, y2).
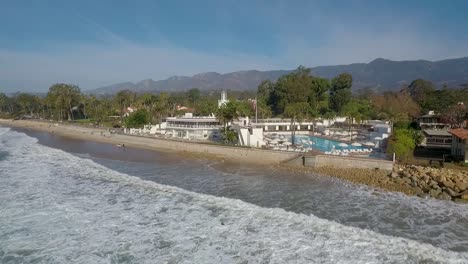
(449, 128, 468, 139)
(423, 129, 451, 137)
(419, 114, 440, 118)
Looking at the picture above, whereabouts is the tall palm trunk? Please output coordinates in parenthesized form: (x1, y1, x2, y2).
(290, 117, 296, 145)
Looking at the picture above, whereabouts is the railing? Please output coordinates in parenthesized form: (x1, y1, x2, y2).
(252, 120, 315, 125)
(167, 124, 220, 129)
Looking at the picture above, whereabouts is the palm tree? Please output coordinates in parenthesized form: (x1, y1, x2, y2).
(215, 101, 239, 143)
(284, 102, 310, 145)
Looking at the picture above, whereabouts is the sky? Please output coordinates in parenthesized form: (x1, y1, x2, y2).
(1, 0, 468, 92)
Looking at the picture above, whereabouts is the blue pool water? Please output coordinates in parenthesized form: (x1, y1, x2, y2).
(291, 135, 368, 152)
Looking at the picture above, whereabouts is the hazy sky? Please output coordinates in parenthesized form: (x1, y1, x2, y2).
(1, 0, 468, 92)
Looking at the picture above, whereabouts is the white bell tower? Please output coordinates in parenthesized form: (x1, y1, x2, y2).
(218, 90, 229, 107)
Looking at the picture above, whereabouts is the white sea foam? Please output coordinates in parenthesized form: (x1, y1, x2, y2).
(0, 128, 467, 263)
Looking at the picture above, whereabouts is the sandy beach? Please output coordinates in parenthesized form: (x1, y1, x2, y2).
(0, 119, 298, 165)
(3, 119, 466, 202)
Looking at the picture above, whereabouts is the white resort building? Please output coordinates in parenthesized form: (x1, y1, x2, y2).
(250, 118, 316, 133)
(165, 113, 221, 140)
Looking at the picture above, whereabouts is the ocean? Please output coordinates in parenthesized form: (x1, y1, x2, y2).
(0, 126, 467, 263)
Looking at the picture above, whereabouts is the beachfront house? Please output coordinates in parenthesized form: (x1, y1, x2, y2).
(417, 111, 449, 130)
(421, 129, 452, 149)
(123, 106, 137, 117)
(449, 128, 468, 163)
(165, 113, 221, 140)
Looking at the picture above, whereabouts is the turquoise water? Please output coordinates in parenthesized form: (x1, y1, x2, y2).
(292, 135, 367, 152)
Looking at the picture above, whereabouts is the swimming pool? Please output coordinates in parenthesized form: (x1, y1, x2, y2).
(290, 135, 368, 152)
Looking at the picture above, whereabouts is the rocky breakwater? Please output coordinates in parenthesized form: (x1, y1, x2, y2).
(394, 165, 468, 203)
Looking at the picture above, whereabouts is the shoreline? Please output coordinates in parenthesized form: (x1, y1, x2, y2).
(0, 119, 298, 165)
(2, 119, 467, 203)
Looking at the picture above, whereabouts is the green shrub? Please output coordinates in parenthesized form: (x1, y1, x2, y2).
(409, 129, 423, 145)
(386, 129, 416, 162)
(220, 126, 238, 144)
(125, 109, 149, 128)
(394, 121, 411, 129)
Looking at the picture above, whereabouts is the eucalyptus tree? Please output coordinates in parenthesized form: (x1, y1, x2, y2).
(15, 93, 42, 116)
(46, 84, 81, 120)
(114, 90, 135, 120)
(186, 88, 201, 107)
(194, 98, 217, 116)
(0, 93, 13, 114)
(329, 73, 352, 114)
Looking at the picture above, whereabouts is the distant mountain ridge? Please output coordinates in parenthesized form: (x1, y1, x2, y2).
(89, 57, 468, 94)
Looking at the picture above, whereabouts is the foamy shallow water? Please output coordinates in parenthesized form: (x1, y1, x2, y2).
(1, 127, 467, 263)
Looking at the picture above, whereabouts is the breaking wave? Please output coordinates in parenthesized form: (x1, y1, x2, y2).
(0, 127, 467, 263)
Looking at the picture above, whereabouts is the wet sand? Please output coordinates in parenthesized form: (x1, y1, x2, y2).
(1, 119, 436, 199)
(0, 119, 297, 164)
(11, 126, 268, 174)
(12, 127, 182, 165)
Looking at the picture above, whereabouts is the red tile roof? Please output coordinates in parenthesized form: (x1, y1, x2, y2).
(449, 128, 468, 139)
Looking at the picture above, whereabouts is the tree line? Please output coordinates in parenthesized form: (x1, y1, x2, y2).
(1, 66, 467, 130)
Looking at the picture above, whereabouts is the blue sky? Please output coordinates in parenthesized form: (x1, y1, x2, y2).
(1, 0, 468, 92)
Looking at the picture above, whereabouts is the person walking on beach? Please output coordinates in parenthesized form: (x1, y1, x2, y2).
(116, 143, 126, 150)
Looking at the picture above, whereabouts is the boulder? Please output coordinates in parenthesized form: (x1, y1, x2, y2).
(412, 187, 423, 195)
(428, 180, 439, 188)
(379, 178, 389, 184)
(417, 193, 430, 199)
(444, 188, 460, 198)
(394, 178, 405, 185)
(442, 180, 455, 189)
(454, 198, 468, 204)
(461, 193, 468, 201)
(437, 192, 452, 201)
(429, 189, 441, 198)
(455, 181, 467, 192)
(422, 175, 430, 183)
(433, 175, 445, 183)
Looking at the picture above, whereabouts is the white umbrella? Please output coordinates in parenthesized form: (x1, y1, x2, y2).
(283, 141, 292, 146)
(351, 142, 362, 146)
(374, 137, 383, 141)
(338, 143, 348, 147)
(363, 142, 375, 147)
(351, 131, 358, 135)
(270, 138, 280, 144)
(279, 135, 286, 139)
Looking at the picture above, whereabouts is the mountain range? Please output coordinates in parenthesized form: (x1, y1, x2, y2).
(89, 57, 468, 94)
